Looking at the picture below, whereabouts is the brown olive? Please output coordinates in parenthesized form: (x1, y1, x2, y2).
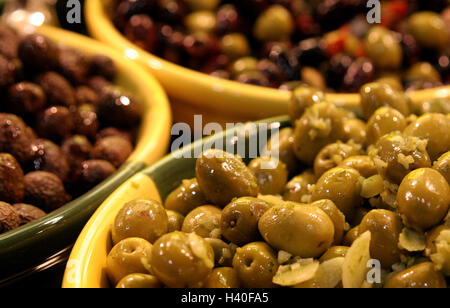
(338, 155, 378, 178)
(112, 199, 168, 245)
(61, 135, 93, 168)
(116, 273, 162, 288)
(195, 149, 259, 207)
(18, 34, 59, 72)
(75, 86, 99, 106)
(204, 267, 240, 288)
(7, 82, 46, 115)
(29, 139, 70, 182)
(181, 205, 222, 238)
(311, 166, 363, 220)
(58, 47, 90, 85)
(232, 241, 278, 288)
(0, 201, 21, 233)
(151, 231, 215, 288)
(72, 104, 100, 139)
(164, 178, 207, 216)
(12, 203, 46, 225)
(366, 107, 407, 145)
(97, 87, 142, 128)
(36, 106, 74, 142)
(91, 136, 133, 168)
(359, 209, 403, 268)
(0, 153, 24, 204)
(258, 202, 335, 258)
(106, 237, 153, 285)
(283, 170, 316, 203)
(397, 168, 450, 230)
(90, 55, 117, 80)
(313, 141, 363, 177)
(404, 113, 450, 162)
(385, 262, 447, 288)
(0, 113, 35, 164)
(35, 72, 76, 107)
(220, 197, 270, 246)
(311, 199, 346, 245)
(248, 157, 288, 195)
(77, 160, 117, 189)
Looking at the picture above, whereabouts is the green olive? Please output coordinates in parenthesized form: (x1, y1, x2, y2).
(359, 209, 403, 268)
(339, 156, 378, 178)
(319, 246, 349, 262)
(232, 242, 278, 288)
(116, 274, 162, 288)
(366, 106, 407, 145)
(425, 225, 450, 256)
(313, 141, 363, 178)
(342, 226, 360, 246)
(289, 87, 325, 123)
(204, 238, 237, 267)
(112, 199, 168, 245)
(385, 262, 447, 288)
(220, 33, 250, 60)
(248, 157, 288, 195)
(311, 199, 346, 245)
(220, 197, 270, 246)
(230, 57, 259, 77)
(204, 267, 240, 288)
(195, 149, 259, 207)
(253, 5, 294, 42)
(106, 237, 153, 285)
(185, 11, 217, 33)
(258, 202, 335, 258)
(341, 118, 367, 146)
(182, 205, 222, 238)
(360, 82, 410, 120)
(409, 12, 449, 50)
(262, 127, 301, 175)
(311, 166, 363, 220)
(404, 113, 450, 162)
(397, 168, 450, 230)
(151, 232, 214, 288)
(433, 151, 450, 184)
(166, 210, 185, 233)
(164, 178, 207, 216)
(365, 26, 402, 70)
(404, 62, 442, 83)
(283, 170, 316, 203)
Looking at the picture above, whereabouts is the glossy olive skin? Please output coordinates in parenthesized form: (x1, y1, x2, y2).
(311, 167, 363, 220)
(425, 225, 450, 256)
(164, 178, 207, 216)
(405, 62, 442, 84)
(185, 11, 217, 33)
(262, 127, 300, 175)
(220, 197, 270, 246)
(283, 170, 316, 203)
(342, 226, 360, 247)
(433, 151, 450, 184)
(341, 118, 367, 146)
(232, 242, 278, 288)
(116, 273, 162, 288)
(248, 157, 288, 195)
(311, 199, 346, 245)
(289, 87, 325, 123)
(293, 102, 353, 165)
(319, 246, 349, 262)
(385, 262, 447, 288)
(204, 238, 237, 267)
(259, 202, 334, 258)
(408, 12, 449, 50)
(374, 133, 431, 185)
(204, 267, 240, 288)
(366, 107, 407, 145)
(151, 232, 215, 288)
(365, 26, 402, 70)
(106, 237, 153, 285)
(253, 5, 294, 42)
(359, 209, 403, 268)
(195, 149, 259, 207)
(166, 210, 184, 233)
(397, 168, 450, 230)
(404, 113, 450, 162)
(313, 141, 363, 177)
(220, 33, 250, 60)
(182, 205, 222, 238)
(0, 153, 24, 204)
(112, 199, 168, 245)
(360, 82, 410, 120)
(339, 156, 378, 178)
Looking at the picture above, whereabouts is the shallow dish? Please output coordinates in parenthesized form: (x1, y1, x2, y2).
(0, 26, 172, 284)
(86, 0, 450, 128)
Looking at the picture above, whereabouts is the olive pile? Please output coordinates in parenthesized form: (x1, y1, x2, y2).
(0, 25, 142, 234)
(106, 81, 449, 288)
(113, 0, 450, 91)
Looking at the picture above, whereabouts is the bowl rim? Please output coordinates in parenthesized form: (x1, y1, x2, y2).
(62, 115, 290, 288)
(0, 25, 172, 283)
(86, 0, 450, 119)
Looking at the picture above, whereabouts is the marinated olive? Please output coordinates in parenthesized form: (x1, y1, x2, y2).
(313, 141, 363, 177)
(282, 170, 316, 203)
(253, 5, 294, 42)
(366, 107, 407, 145)
(365, 26, 402, 70)
(319, 246, 349, 263)
(289, 86, 325, 123)
(385, 262, 447, 288)
(248, 157, 288, 195)
(311, 199, 346, 245)
(433, 151, 450, 184)
(205, 267, 240, 288)
(0, 153, 24, 204)
(166, 210, 185, 233)
(116, 273, 162, 288)
(338, 155, 378, 178)
(164, 178, 207, 215)
(409, 12, 449, 50)
(182, 205, 222, 238)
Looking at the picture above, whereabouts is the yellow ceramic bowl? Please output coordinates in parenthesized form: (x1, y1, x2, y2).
(0, 26, 172, 284)
(85, 0, 450, 128)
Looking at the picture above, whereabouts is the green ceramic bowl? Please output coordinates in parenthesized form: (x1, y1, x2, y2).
(62, 115, 289, 287)
(0, 27, 172, 285)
